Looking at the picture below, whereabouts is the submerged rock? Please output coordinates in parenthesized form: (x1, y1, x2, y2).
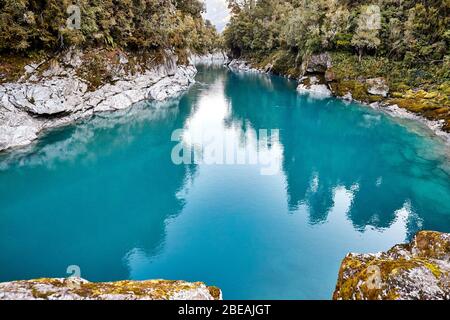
(0, 277, 222, 300)
(333, 231, 450, 300)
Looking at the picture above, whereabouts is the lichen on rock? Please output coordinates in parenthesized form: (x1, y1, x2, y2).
(0, 277, 222, 300)
(366, 77, 389, 97)
(333, 231, 450, 300)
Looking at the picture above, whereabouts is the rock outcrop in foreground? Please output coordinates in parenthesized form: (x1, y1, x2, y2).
(0, 277, 222, 300)
(333, 231, 450, 300)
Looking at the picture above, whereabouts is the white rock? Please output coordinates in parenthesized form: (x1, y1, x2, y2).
(0, 110, 41, 150)
(366, 77, 389, 97)
(94, 92, 135, 112)
(383, 104, 450, 143)
(189, 51, 228, 65)
(296, 76, 332, 98)
(297, 84, 332, 98)
(0, 52, 197, 151)
(147, 66, 196, 101)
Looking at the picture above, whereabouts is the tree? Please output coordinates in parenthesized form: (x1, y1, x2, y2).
(223, 0, 448, 65)
(321, 0, 350, 49)
(227, 0, 256, 14)
(351, 5, 381, 61)
(283, 1, 325, 55)
(0, 0, 220, 55)
(404, 3, 448, 63)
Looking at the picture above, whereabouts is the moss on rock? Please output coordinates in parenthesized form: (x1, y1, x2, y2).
(0, 278, 222, 300)
(333, 231, 450, 300)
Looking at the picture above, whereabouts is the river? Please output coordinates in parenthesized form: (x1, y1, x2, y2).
(0, 64, 449, 299)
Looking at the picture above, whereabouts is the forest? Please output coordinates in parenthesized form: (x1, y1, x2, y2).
(224, 0, 449, 67)
(0, 0, 220, 54)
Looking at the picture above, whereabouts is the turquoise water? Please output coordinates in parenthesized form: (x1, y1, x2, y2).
(1, 65, 450, 299)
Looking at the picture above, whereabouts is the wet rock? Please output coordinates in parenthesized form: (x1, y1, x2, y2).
(333, 231, 450, 300)
(0, 277, 222, 300)
(366, 77, 389, 97)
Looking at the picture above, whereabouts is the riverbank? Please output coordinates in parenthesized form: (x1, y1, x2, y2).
(226, 53, 450, 144)
(0, 48, 201, 152)
(1, 64, 450, 300)
(0, 277, 222, 300)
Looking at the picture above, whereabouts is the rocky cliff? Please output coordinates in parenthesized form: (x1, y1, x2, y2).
(0, 277, 222, 300)
(226, 53, 450, 142)
(333, 231, 450, 300)
(0, 49, 198, 152)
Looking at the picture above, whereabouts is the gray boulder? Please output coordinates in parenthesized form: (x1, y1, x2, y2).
(366, 77, 389, 97)
(304, 52, 333, 73)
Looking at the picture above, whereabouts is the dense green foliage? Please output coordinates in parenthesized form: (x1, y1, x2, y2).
(224, 0, 449, 65)
(0, 0, 220, 54)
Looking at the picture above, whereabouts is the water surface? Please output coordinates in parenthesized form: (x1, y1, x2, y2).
(1, 65, 450, 299)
